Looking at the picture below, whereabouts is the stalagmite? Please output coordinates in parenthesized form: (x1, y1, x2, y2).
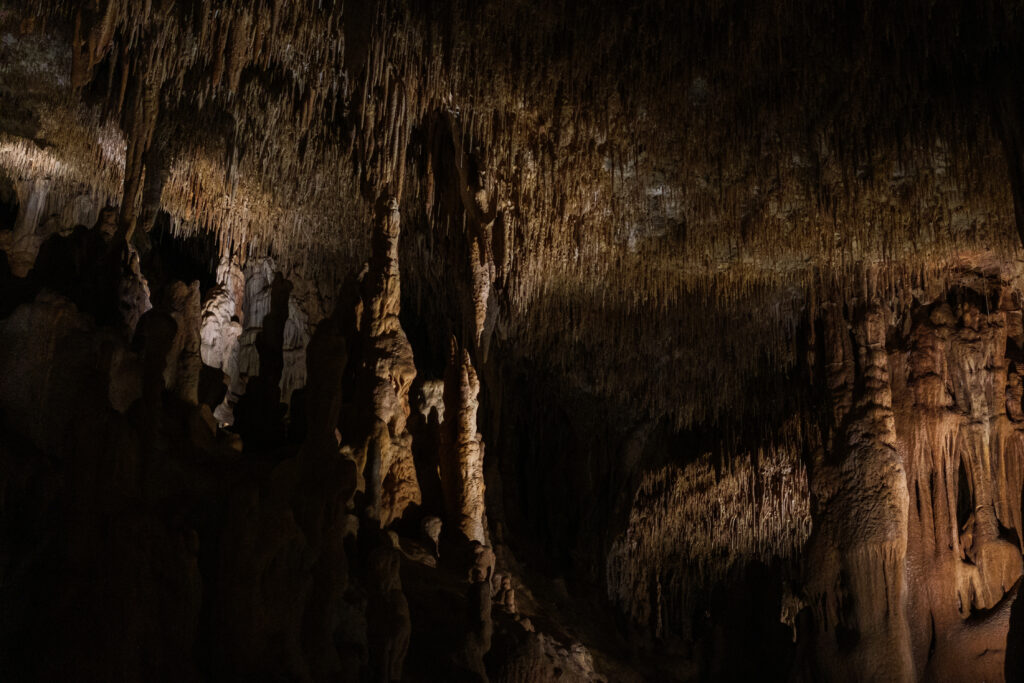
(495, 575, 518, 615)
(353, 196, 420, 526)
(162, 280, 202, 405)
(116, 236, 152, 334)
(233, 271, 291, 445)
(440, 340, 487, 545)
(6, 176, 51, 276)
(366, 536, 412, 683)
(799, 305, 913, 683)
(421, 515, 443, 558)
(446, 112, 499, 354)
(200, 253, 245, 424)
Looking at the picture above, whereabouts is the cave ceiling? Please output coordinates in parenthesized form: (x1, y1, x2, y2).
(4, 2, 1024, 429)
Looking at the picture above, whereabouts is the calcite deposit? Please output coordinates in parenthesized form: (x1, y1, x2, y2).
(4, 1, 1024, 681)
(441, 342, 488, 545)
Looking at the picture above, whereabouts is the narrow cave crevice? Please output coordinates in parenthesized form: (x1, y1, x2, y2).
(957, 457, 973, 534)
(0, 172, 18, 231)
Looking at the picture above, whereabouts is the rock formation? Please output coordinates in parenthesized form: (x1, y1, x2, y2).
(199, 252, 245, 423)
(5, 2, 1024, 681)
(349, 196, 421, 527)
(441, 341, 488, 545)
(161, 280, 202, 405)
(366, 536, 412, 682)
(798, 305, 914, 682)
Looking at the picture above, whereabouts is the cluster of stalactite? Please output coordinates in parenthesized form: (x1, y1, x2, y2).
(896, 291, 1024, 681)
(605, 437, 812, 640)
(7, 4, 1024, 677)
(5, 1, 1024, 430)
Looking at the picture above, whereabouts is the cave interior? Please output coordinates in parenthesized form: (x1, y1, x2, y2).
(3, 1, 1024, 681)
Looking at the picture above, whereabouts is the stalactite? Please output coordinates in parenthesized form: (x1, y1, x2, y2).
(7, 3, 1024, 681)
(606, 430, 811, 638)
(4, 2, 1024, 433)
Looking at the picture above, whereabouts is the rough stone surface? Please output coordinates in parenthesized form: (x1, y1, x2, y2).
(441, 343, 488, 545)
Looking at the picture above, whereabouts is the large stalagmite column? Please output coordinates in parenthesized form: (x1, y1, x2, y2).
(439, 339, 487, 545)
(163, 280, 202, 405)
(200, 252, 246, 425)
(800, 305, 914, 683)
(358, 196, 421, 526)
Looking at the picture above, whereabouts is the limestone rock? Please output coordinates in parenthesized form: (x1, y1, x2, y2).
(353, 196, 421, 527)
(200, 254, 245, 424)
(799, 305, 914, 682)
(163, 280, 202, 405)
(440, 342, 487, 545)
(366, 539, 411, 682)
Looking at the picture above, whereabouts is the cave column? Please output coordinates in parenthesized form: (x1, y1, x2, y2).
(6, 176, 52, 277)
(444, 112, 499, 360)
(357, 195, 421, 527)
(200, 250, 246, 425)
(801, 305, 914, 682)
(439, 339, 487, 545)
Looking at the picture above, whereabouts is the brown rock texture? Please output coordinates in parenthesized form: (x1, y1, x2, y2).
(895, 287, 1024, 681)
(199, 253, 244, 424)
(162, 280, 202, 405)
(799, 305, 914, 682)
(786, 281, 1024, 681)
(353, 196, 421, 527)
(440, 342, 488, 545)
(8, 3, 1024, 681)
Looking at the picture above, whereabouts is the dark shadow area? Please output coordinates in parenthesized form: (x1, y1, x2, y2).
(0, 170, 18, 231)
